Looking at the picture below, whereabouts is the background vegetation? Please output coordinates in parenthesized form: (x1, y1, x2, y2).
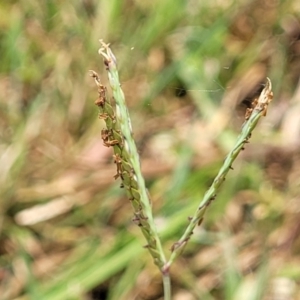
(1, 0, 300, 299)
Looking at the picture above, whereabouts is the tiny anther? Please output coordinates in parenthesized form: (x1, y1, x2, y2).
(95, 97, 105, 107)
(198, 218, 204, 226)
(99, 113, 108, 120)
(206, 195, 217, 207)
(245, 108, 253, 121)
(132, 217, 141, 225)
(104, 59, 110, 70)
(103, 139, 119, 147)
(113, 154, 122, 164)
(170, 242, 180, 252)
(89, 70, 100, 83)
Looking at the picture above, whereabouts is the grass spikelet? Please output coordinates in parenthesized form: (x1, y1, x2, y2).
(90, 42, 166, 270)
(167, 78, 273, 266)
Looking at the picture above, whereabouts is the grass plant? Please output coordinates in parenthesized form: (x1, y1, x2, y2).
(91, 41, 273, 299)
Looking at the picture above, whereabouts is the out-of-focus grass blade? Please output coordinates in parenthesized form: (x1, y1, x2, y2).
(107, 259, 144, 300)
(31, 240, 143, 300)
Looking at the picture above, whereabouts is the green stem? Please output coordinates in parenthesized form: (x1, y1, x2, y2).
(98, 41, 166, 269)
(168, 78, 273, 266)
(162, 272, 171, 300)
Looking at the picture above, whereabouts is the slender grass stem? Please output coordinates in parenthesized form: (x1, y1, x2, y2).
(167, 78, 273, 266)
(162, 272, 171, 300)
(96, 41, 167, 269)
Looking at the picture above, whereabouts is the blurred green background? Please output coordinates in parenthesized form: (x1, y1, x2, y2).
(1, 1, 300, 299)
